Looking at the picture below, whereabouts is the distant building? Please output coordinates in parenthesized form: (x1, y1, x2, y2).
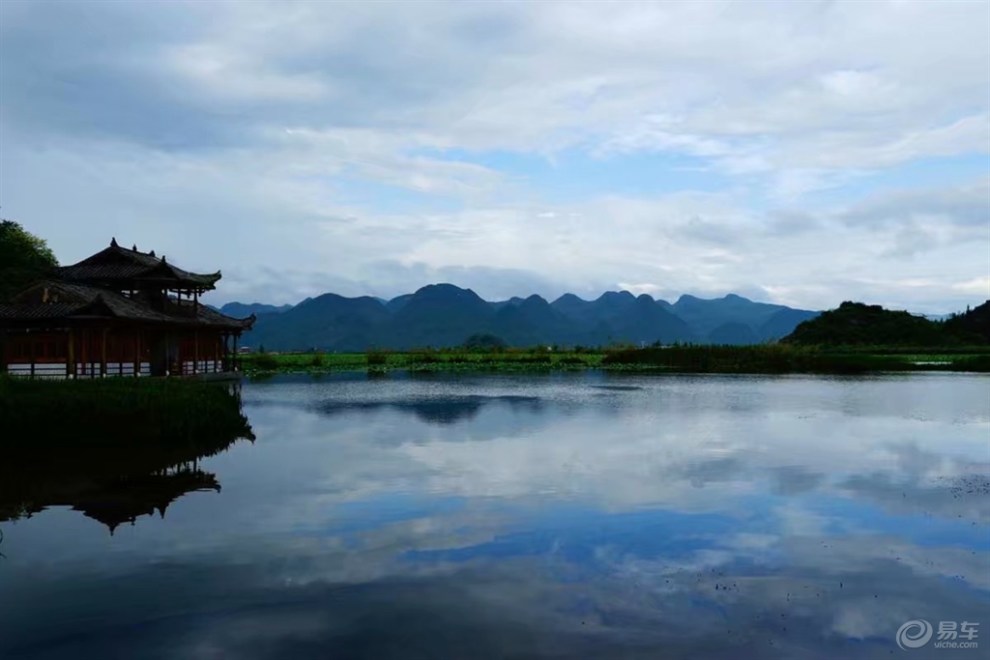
(0, 239, 254, 377)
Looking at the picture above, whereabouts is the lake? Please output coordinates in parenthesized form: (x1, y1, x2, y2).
(1, 372, 988, 658)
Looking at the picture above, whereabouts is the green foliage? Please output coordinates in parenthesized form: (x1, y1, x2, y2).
(784, 301, 947, 346)
(0, 220, 58, 301)
(237, 345, 990, 375)
(252, 353, 279, 370)
(601, 344, 990, 373)
(603, 345, 872, 373)
(951, 355, 990, 372)
(943, 301, 990, 344)
(0, 377, 253, 445)
(409, 348, 440, 363)
(240, 349, 602, 373)
(366, 350, 389, 366)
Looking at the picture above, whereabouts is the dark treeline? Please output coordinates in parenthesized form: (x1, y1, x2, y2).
(784, 301, 990, 346)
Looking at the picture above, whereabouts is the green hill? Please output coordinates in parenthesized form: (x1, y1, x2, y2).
(783, 301, 984, 346)
(944, 301, 990, 343)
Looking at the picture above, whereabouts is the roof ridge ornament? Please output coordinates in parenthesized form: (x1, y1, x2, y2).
(149, 250, 156, 257)
(132, 244, 138, 251)
(110, 237, 118, 247)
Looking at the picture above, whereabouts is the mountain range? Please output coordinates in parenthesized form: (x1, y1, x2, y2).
(220, 285, 820, 351)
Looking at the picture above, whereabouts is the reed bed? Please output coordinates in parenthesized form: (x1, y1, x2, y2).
(0, 377, 253, 446)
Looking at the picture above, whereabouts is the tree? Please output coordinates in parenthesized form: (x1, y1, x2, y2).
(0, 221, 58, 301)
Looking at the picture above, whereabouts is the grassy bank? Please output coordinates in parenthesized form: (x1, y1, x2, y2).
(241, 345, 990, 375)
(0, 377, 254, 446)
(602, 345, 989, 373)
(244, 348, 603, 374)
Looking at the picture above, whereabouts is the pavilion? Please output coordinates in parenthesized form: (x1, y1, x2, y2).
(0, 239, 254, 378)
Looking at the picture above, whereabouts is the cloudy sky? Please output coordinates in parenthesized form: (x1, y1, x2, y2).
(1, 1, 987, 313)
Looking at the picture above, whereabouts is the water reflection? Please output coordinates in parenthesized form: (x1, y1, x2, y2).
(0, 373, 987, 659)
(313, 394, 544, 425)
(0, 388, 253, 535)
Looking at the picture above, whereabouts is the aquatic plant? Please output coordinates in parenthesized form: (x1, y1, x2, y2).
(0, 377, 253, 446)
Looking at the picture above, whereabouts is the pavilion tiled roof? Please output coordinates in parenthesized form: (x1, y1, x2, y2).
(57, 239, 221, 289)
(0, 281, 253, 330)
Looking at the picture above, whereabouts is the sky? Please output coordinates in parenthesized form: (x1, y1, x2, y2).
(1, 0, 988, 313)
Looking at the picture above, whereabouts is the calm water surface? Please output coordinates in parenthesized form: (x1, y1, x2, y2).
(1, 372, 988, 658)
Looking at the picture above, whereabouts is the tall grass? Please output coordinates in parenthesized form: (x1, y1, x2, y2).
(238, 345, 989, 375)
(0, 377, 253, 446)
(602, 345, 882, 374)
(366, 350, 389, 366)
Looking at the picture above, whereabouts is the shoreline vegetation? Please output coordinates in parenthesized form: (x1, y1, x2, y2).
(241, 345, 990, 376)
(0, 378, 254, 445)
(239, 300, 990, 375)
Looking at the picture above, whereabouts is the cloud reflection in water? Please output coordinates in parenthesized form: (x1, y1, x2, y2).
(0, 373, 987, 659)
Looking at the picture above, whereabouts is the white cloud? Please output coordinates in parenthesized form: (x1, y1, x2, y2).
(0, 0, 987, 311)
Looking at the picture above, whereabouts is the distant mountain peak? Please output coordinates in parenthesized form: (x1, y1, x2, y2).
(413, 283, 482, 300)
(218, 301, 293, 317)
(523, 293, 549, 305)
(597, 290, 636, 302)
(417, 283, 461, 292)
(239, 284, 822, 350)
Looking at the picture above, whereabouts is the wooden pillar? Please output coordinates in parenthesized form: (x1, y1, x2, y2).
(233, 334, 239, 372)
(67, 328, 75, 378)
(134, 330, 141, 377)
(0, 331, 8, 376)
(101, 328, 108, 377)
(193, 330, 199, 375)
(29, 332, 36, 379)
